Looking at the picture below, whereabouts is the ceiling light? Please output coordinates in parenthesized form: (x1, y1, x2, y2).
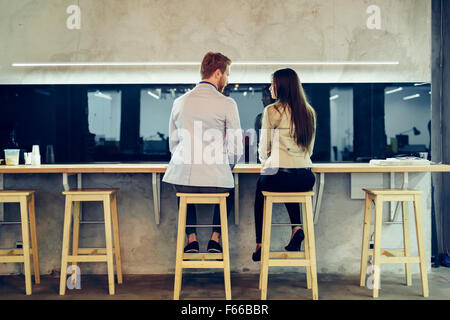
(330, 94, 339, 101)
(11, 61, 400, 67)
(385, 87, 403, 94)
(403, 94, 420, 101)
(147, 90, 160, 100)
(94, 91, 112, 100)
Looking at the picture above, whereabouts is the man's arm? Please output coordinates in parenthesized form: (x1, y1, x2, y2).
(168, 105, 179, 154)
(258, 108, 271, 163)
(225, 99, 244, 164)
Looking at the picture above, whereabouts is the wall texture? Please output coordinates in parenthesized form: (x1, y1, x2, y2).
(0, 0, 431, 84)
(0, 172, 432, 276)
(0, 0, 437, 278)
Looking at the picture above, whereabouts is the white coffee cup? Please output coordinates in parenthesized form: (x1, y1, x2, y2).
(24, 152, 33, 165)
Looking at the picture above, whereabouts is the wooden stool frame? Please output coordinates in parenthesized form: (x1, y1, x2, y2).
(59, 189, 122, 295)
(174, 193, 231, 300)
(359, 188, 429, 298)
(259, 191, 318, 300)
(0, 190, 40, 295)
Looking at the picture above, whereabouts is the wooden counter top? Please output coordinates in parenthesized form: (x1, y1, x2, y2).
(0, 163, 449, 174)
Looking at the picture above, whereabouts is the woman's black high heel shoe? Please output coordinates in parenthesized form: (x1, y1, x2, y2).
(252, 246, 262, 262)
(285, 228, 305, 251)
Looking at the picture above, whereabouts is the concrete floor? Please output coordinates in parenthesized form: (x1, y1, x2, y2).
(1, 267, 449, 300)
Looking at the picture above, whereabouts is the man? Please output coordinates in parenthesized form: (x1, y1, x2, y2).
(253, 85, 276, 162)
(162, 52, 243, 253)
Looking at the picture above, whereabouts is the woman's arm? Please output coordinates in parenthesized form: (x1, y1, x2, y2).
(258, 107, 272, 163)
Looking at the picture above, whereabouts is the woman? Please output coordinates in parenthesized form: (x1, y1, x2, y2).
(252, 68, 316, 261)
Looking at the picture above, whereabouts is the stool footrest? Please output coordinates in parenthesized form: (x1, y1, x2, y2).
(0, 256, 25, 263)
(269, 251, 305, 259)
(183, 253, 223, 260)
(67, 255, 108, 262)
(379, 257, 420, 264)
(0, 249, 33, 256)
(368, 249, 407, 257)
(268, 259, 311, 267)
(182, 260, 225, 268)
(76, 248, 110, 255)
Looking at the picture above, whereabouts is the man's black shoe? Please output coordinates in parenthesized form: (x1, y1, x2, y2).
(184, 241, 199, 253)
(207, 240, 222, 253)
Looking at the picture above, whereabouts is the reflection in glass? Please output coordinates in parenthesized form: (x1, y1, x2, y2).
(384, 84, 431, 156)
(330, 87, 353, 161)
(87, 90, 122, 161)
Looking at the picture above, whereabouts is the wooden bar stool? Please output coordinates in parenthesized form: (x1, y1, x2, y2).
(174, 193, 231, 300)
(259, 191, 318, 300)
(0, 190, 40, 295)
(360, 188, 428, 298)
(59, 189, 122, 295)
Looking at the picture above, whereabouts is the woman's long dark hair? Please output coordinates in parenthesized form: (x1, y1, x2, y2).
(272, 68, 316, 151)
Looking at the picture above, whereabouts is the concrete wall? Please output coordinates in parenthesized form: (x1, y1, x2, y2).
(0, 0, 430, 84)
(0, 172, 432, 276)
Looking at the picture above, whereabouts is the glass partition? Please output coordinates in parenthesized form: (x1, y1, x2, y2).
(0, 82, 431, 164)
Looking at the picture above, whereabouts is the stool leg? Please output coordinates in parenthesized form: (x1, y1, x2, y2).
(103, 195, 115, 295)
(372, 197, 383, 298)
(305, 196, 318, 300)
(19, 197, 32, 295)
(60, 196, 73, 295)
(111, 193, 123, 284)
(220, 197, 232, 300)
(360, 193, 372, 287)
(413, 195, 429, 297)
(260, 197, 273, 300)
(71, 201, 80, 287)
(401, 201, 412, 286)
(174, 197, 187, 300)
(28, 194, 40, 284)
(302, 202, 312, 289)
(259, 198, 266, 290)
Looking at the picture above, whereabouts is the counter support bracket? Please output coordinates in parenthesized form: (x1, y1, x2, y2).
(152, 173, 161, 225)
(387, 172, 409, 223)
(0, 174, 4, 222)
(62, 173, 85, 221)
(234, 173, 239, 225)
(313, 172, 325, 225)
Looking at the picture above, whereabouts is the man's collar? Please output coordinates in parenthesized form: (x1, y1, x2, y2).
(199, 81, 218, 91)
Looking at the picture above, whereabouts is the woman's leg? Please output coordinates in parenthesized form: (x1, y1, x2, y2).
(261, 170, 316, 241)
(254, 176, 265, 245)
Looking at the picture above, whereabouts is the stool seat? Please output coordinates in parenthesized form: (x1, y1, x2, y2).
(174, 192, 231, 300)
(262, 191, 315, 197)
(62, 189, 118, 195)
(0, 190, 40, 295)
(360, 188, 428, 298)
(0, 190, 36, 195)
(363, 188, 423, 195)
(59, 188, 122, 295)
(176, 193, 229, 197)
(259, 191, 318, 300)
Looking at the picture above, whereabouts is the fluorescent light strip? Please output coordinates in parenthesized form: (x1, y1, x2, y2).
(11, 61, 400, 67)
(385, 87, 403, 94)
(94, 91, 112, 100)
(403, 94, 420, 101)
(147, 90, 160, 100)
(329, 94, 339, 101)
